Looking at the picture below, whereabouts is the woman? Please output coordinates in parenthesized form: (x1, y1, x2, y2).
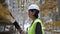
(28, 4, 44, 34)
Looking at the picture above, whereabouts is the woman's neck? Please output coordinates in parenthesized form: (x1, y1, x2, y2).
(32, 17, 37, 21)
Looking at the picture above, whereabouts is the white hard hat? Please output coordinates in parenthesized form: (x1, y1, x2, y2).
(28, 4, 40, 11)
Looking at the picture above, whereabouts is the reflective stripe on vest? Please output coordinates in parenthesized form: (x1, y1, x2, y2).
(28, 19, 44, 34)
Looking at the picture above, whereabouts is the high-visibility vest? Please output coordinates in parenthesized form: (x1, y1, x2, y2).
(28, 19, 44, 34)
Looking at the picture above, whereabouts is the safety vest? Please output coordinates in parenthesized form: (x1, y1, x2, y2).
(28, 19, 44, 34)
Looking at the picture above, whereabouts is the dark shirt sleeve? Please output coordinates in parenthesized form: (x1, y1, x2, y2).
(35, 22, 42, 34)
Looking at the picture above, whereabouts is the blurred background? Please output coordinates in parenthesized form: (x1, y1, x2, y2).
(0, 0, 60, 34)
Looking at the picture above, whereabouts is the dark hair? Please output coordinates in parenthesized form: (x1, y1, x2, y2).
(29, 9, 39, 18)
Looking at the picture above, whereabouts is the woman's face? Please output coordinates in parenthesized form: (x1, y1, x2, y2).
(28, 10, 35, 18)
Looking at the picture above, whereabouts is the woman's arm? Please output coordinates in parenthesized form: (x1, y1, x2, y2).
(35, 22, 42, 34)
